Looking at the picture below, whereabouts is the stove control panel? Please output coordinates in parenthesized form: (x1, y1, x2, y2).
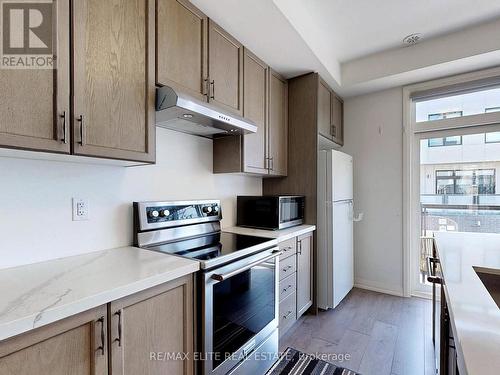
(141, 201, 221, 226)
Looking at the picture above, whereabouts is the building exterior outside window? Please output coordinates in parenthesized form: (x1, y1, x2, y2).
(428, 136, 462, 147)
(427, 111, 463, 121)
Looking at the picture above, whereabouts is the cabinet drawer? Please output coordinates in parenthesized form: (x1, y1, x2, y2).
(279, 272, 296, 302)
(279, 292, 296, 335)
(279, 255, 296, 281)
(279, 238, 297, 260)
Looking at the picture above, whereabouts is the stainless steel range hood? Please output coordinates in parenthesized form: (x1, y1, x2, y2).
(155, 86, 257, 138)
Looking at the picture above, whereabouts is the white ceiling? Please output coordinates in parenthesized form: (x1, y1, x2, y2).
(274, 0, 500, 63)
(190, 0, 500, 97)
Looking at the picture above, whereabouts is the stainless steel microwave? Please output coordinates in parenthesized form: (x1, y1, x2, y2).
(237, 195, 305, 230)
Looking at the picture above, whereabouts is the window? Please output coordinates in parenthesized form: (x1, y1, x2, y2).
(428, 136, 462, 147)
(435, 169, 495, 195)
(485, 132, 500, 143)
(427, 111, 463, 121)
(485, 106, 500, 113)
(415, 85, 500, 123)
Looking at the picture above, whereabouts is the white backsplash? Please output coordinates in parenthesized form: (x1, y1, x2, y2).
(0, 128, 262, 269)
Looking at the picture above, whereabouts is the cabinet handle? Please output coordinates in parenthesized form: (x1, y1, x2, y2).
(204, 78, 209, 97)
(60, 111, 67, 144)
(114, 310, 122, 347)
(331, 124, 337, 137)
(210, 80, 215, 99)
(283, 310, 293, 319)
(298, 240, 302, 255)
(269, 157, 274, 171)
(282, 284, 292, 293)
(77, 115, 85, 145)
(95, 316, 105, 356)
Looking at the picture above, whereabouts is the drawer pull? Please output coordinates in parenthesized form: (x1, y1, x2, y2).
(282, 284, 293, 293)
(282, 265, 292, 272)
(283, 310, 293, 319)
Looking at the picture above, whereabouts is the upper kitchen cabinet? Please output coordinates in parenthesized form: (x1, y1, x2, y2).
(331, 93, 344, 146)
(156, 0, 208, 100)
(213, 54, 289, 177)
(0, 1, 70, 154)
(317, 76, 344, 145)
(208, 20, 244, 116)
(268, 70, 288, 177)
(318, 78, 333, 139)
(242, 49, 268, 173)
(213, 48, 268, 174)
(72, 0, 155, 163)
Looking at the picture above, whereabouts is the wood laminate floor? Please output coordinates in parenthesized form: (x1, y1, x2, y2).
(279, 288, 435, 375)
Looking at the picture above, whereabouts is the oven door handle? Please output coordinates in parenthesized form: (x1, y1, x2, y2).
(211, 250, 282, 282)
(426, 256, 442, 284)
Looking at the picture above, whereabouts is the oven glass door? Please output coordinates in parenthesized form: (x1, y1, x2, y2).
(211, 256, 277, 371)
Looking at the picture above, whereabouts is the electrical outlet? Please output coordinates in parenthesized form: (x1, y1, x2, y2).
(72, 198, 89, 221)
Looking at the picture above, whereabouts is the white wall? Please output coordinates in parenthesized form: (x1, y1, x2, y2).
(0, 128, 261, 269)
(342, 87, 404, 296)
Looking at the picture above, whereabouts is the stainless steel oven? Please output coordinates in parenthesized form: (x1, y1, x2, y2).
(134, 200, 280, 375)
(237, 195, 305, 230)
(202, 247, 280, 375)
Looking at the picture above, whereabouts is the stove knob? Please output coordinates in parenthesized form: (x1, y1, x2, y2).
(213, 205, 219, 213)
(149, 210, 159, 218)
(160, 209, 170, 217)
(202, 206, 213, 214)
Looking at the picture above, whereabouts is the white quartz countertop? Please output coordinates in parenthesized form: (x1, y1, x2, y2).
(224, 224, 316, 242)
(434, 232, 500, 375)
(0, 246, 199, 342)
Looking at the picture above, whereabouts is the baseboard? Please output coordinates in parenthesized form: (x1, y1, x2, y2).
(354, 278, 404, 297)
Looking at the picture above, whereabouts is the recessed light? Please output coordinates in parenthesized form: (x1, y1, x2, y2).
(183, 114, 193, 119)
(403, 33, 422, 46)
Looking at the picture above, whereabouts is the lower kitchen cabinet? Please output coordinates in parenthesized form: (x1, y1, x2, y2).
(109, 275, 194, 375)
(297, 232, 313, 316)
(278, 232, 314, 337)
(0, 275, 194, 375)
(0, 306, 108, 375)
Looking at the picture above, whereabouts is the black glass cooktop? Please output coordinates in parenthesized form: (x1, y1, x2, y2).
(146, 232, 273, 265)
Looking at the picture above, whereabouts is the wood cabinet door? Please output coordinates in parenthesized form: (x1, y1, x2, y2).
(0, 306, 107, 375)
(208, 20, 243, 115)
(72, 0, 155, 163)
(318, 78, 332, 139)
(156, 0, 208, 100)
(331, 94, 344, 145)
(297, 233, 313, 317)
(0, 0, 70, 153)
(109, 275, 194, 375)
(243, 48, 268, 174)
(268, 70, 288, 176)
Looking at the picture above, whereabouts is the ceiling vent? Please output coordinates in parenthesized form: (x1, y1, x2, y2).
(403, 33, 422, 46)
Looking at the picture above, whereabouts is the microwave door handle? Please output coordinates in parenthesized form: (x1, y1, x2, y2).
(211, 250, 282, 281)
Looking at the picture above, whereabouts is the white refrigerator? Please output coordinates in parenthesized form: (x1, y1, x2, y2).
(317, 149, 354, 310)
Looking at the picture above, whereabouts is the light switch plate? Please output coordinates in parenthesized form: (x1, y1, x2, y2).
(72, 198, 89, 221)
